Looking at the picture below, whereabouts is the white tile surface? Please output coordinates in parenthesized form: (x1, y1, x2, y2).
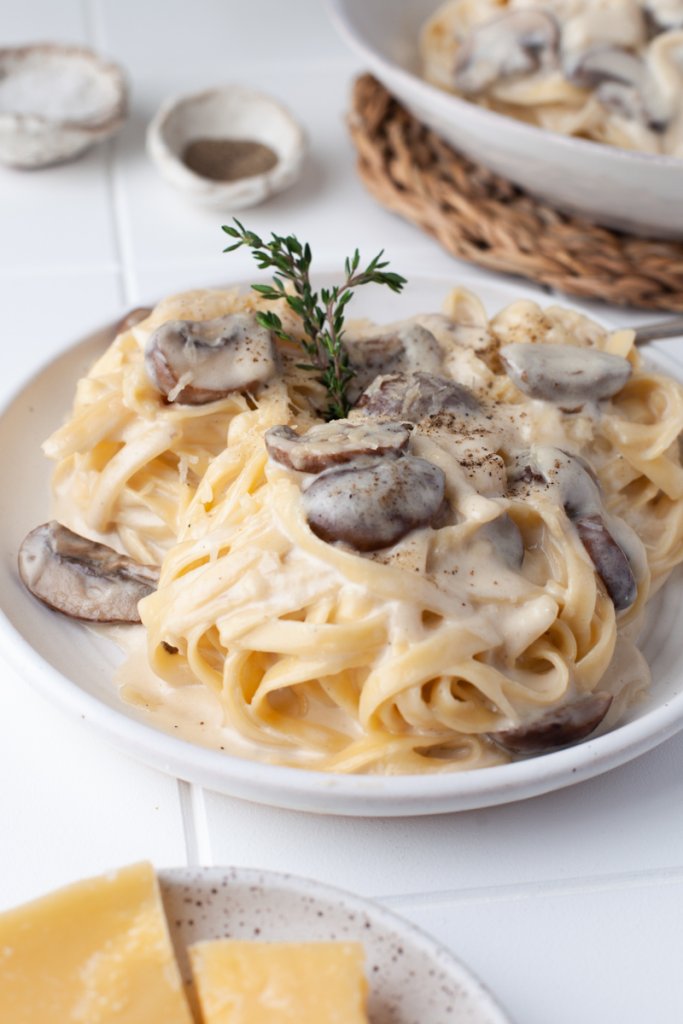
(0, 273, 123, 394)
(1, 3, 683, 1022)
(386, 872, 683, 1024)
(198, 730, 683, 897)
(0, 662, 188, 909)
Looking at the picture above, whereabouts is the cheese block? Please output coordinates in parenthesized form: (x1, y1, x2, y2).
(189, 940, 369, 1024)
(0, 861, 194, 1023)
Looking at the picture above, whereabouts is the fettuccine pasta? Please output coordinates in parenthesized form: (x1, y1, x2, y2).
(42, 284, 683, 773)
(421, 0, 683, 157)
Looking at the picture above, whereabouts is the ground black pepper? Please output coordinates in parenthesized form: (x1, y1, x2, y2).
(182, 137, 278, 182)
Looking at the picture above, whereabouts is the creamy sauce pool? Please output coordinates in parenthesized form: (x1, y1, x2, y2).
(108, 625, 363, 768)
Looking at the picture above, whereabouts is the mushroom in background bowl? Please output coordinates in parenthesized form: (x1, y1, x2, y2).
(326, 0, 683, 238)
(0, 44, 127, 168)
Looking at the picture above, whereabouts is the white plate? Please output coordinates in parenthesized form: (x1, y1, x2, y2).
(1, 273, 683, 815)
(158, 865, 511, 1024)
(326, 0, 683, 238)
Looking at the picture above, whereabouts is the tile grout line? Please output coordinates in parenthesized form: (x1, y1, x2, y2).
(82, 0, 136, 306)
(84, 0, 206, 868)
(378, 862, 683, 911)
(176, 781, 200, 866)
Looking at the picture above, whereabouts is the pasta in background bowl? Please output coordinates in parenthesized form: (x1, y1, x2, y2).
(3, 273, 683, 815)
(327, 0, 683, 237)
(421, 0, 683, 159)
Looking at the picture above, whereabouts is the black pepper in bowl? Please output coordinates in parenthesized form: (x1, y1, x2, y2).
(182, 137, 278, 182)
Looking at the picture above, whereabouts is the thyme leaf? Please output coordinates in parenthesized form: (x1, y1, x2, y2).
(222, 219, 406, 419)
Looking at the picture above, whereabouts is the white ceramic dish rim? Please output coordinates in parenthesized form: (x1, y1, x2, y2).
(157, 864, 512, 1024)
(326, 0, 683, 172)
(2, 275, 683, 816)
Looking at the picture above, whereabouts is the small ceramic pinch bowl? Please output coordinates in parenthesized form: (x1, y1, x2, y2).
(0, 43, 127, 168)
(147, 85, 306, 209)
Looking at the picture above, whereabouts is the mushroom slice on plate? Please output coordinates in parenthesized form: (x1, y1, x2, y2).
(643, 0, 683, 29)
(566, 46, 670, 129)
(114, 306, 152, 335)
(499, 342, 632, 404)
(145, 311, 278, 404)
(18, 521, 159, 623)
(303, 455, 446, 552)
(265, 421, 410, 473)
(346, 323, 444, 396)
(489, 692, 613, 755)
(573, 514, 638, 612)
(477, 513, 525, 571)
(354, 371, 480, 422)
(453, 9, 560, 95)
(510, 446, 638, 611)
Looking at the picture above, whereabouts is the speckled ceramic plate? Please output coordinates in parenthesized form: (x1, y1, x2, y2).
(158, 866, 511, 1024)
(2, 273, 683, 815)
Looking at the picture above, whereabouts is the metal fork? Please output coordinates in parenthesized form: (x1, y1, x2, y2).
(633, 316, 683, 345)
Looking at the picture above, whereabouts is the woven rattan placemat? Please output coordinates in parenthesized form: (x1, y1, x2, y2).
(349, 74, 683, 312)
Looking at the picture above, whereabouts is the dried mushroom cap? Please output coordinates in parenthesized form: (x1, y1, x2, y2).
(489, 692, 613, 755)
(265, 421, 410, 474)
(511, 446, 638, 611)
(346, 323, 444, 397)
(18, 521, 159, 623)
(453, 9, 560, 94)
(144, 311, 278, 405)
(566, 46, 670, 129)
(500, 342, 632, 404)
(355, 371, 480, 422)
(303, 455, 446, 552)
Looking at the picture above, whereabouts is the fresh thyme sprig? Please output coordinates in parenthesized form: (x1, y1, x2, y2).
(221, 219, 407, 419)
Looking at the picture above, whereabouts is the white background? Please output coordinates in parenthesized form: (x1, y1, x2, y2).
(2, 2, 683, 1021)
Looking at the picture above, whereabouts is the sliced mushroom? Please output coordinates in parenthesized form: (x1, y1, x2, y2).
(478, 513, 525, 571)
(574, 514, 638, 612)
(510, 446, 638, 611)
(500, 342, 632, 404)
(115, 306, 152, 336)
(144, 312, 278, 404)
(303, 455, 446, 551)
(18, 521, 159, 623)
(489, 692, 613, 755)
(453, 10, 560, 95)
(354, 371, 480, 422)
(643, 0, 683, 31)
(566, 46, 670, 130)
(265, 421, 410, 474)
(346, 323, 444, 398)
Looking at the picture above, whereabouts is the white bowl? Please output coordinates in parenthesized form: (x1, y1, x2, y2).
(327, 0, 683, 239)
(147, 86, 306, 209)
(0, 44, 127, 168)
(159, 866, 511, 1024)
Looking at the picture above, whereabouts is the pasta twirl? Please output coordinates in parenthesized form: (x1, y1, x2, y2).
(43, 284, 683, 773)
(421, 1, 683, 158)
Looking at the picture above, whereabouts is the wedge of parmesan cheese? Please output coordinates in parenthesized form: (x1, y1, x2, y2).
(189, 939, 369, 1024)
(0, 861, 193, 1023)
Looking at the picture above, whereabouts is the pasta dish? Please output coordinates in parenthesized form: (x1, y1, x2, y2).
(20, 282, 683, 774)
(420, 0, 683, 157)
